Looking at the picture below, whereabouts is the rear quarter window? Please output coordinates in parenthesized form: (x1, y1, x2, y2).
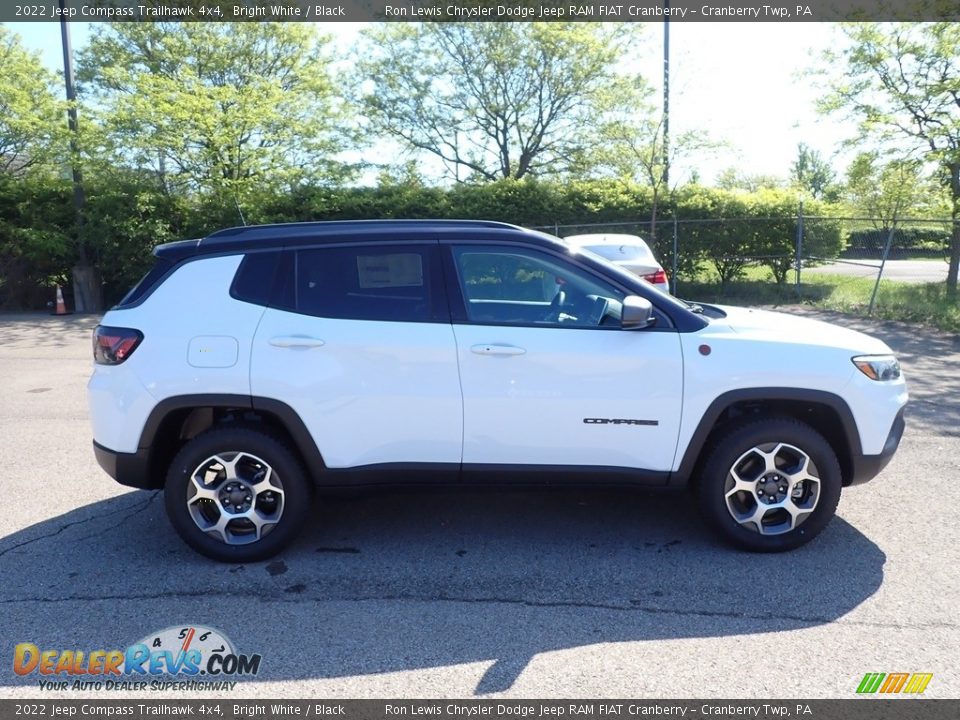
(230, 251, 282, 307)
(115, 259, 174, 309)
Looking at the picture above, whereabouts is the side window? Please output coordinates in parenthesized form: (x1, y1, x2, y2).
(115, 257, 174, 308)
(291, 244, 439, 322)
(230, 251, 281, 307)
(452, 245, 626, 328)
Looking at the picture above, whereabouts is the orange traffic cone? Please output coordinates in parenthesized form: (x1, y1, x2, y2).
(53, 285, 68, 315)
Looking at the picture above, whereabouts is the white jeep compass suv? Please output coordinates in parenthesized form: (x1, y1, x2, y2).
(88, 220, 907, 562)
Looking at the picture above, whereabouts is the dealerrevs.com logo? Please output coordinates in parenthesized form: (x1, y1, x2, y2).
(14, 625, 262, 691)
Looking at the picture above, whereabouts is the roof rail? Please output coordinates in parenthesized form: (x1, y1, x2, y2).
(203, 218, 521, 242)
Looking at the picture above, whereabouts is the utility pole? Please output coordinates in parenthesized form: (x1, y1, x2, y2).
(60, 0, 100, 312)
(655, 4, 670, 246)
(662, 5, 670, 190)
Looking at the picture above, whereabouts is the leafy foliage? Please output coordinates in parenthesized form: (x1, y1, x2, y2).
(80, 172, 195, 306)
(790, 143, 839, 201)
(670, 187, 840, 287)
(822, 23, 960, 292)
(0, 27, 68, 175)
(845, 227, 950, 256)
(715, 168, 785, 192)
(358, 23, 637, 181)
(0, 175, 73, 309)
(843, 152, 944, 225)
(599, 103, 722, 241)
(77, 23, 351, 201)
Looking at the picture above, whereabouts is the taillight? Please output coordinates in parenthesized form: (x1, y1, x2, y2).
(93, 326, 143, 365)
(643, 269, 668, 285)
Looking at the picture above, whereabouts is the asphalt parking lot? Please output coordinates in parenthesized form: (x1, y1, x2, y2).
(804, 258, 949, 283)
(0, 309, 958, 699)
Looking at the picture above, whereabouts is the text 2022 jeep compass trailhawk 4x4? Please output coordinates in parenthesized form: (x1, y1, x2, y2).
(88, 220, 907, 562)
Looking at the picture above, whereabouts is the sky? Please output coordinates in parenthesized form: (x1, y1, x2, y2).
(6, 21, 854, 188)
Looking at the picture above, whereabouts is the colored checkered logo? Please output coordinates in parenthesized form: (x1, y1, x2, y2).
(857, 672, 933, 694)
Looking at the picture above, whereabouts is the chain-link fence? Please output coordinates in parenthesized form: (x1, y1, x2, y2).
(533, 213, 956, 314)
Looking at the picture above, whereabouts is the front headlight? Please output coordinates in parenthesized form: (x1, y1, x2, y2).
(852, 355, 901, 381)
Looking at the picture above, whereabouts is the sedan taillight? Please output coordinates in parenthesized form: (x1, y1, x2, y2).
(93, 326, 143, 365)
(643, 269, 668, 285)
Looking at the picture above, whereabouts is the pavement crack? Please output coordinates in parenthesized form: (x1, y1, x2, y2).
(72, 491, 161, 542)
(0, 492, 160, 559)
(0, 590, 954, 632)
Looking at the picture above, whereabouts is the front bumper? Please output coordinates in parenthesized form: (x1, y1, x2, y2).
(846, 408, 905, 486)
(93, 441, 157, 489)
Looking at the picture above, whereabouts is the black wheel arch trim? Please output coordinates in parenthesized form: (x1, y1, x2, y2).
(137, 394, 327, 481)
(251, 397, 327, 478)
(671, 387, 865, 487)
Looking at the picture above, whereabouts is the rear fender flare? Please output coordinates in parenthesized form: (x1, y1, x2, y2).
(138, 394, 326, 480)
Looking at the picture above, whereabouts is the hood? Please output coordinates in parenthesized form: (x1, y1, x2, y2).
(708, 305, 894, 355)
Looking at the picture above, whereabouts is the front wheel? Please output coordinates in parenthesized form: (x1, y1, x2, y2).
(697, 417, 842, 552)
(164, 426, 312, 562)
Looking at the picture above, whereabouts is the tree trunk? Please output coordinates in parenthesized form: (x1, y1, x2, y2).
(949, 221, 960, 297)
(649, 187, 658, 243)
(949, 163, 960, 297)
(72, 264, 102, 314)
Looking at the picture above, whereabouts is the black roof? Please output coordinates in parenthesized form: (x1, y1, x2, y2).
(155, 219, 562, 261)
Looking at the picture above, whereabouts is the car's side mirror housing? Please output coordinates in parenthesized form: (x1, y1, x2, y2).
(621, 295, 656, 330)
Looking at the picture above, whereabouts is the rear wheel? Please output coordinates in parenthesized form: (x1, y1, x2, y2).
(697, 417, 842, 552)
(164, 426, 311, 562)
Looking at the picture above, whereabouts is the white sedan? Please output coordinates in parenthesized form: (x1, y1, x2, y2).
(563, 233, 671, 293)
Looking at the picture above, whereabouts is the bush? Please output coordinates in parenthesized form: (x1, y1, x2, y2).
(0, 175, 73, 309)
(82, 174, 193, 306)
(845, 227, 949, 255)
(0, 173, 851, 308)
(669, 188, 842, 286)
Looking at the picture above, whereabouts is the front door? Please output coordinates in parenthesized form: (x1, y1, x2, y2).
(446, 243, 683, 473)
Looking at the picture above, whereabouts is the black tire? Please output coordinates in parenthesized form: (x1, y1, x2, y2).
(697, 417, 842, 552)
(164, 426, 312, 563)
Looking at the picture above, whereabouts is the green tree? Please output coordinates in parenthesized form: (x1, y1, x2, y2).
(791, 143, 838, 201)
(0, 28, 76, 309)
(821, 23, 960, 293)
(358, 23, 638, 182)
(0, 27, 67, 174)
(78, 22, 350, 203)
(715, 168, 784, 192)
(844, 152, 936, 226)
(80, 171, 194, 305)
(600, 97, 721, 241)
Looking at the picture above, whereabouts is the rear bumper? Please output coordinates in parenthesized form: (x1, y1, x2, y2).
(847, 408, 905, 486)
(93, 441, 156, 490)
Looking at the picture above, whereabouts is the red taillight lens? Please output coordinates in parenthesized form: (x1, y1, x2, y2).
(643, 269, 668, 285)
(93, 326, 143, 365)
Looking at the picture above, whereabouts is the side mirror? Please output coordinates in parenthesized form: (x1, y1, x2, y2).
(621, 295, 656, 330)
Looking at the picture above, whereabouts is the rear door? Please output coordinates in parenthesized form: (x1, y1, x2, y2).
(251, 242, 463, 469)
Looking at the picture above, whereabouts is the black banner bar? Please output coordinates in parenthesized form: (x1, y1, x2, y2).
(0, 700, 958, 720)
(4, 0, 960, 23)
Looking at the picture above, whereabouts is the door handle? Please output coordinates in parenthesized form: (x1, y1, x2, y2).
(470, 343, 526, 356)
(269, 336, 326, 348)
